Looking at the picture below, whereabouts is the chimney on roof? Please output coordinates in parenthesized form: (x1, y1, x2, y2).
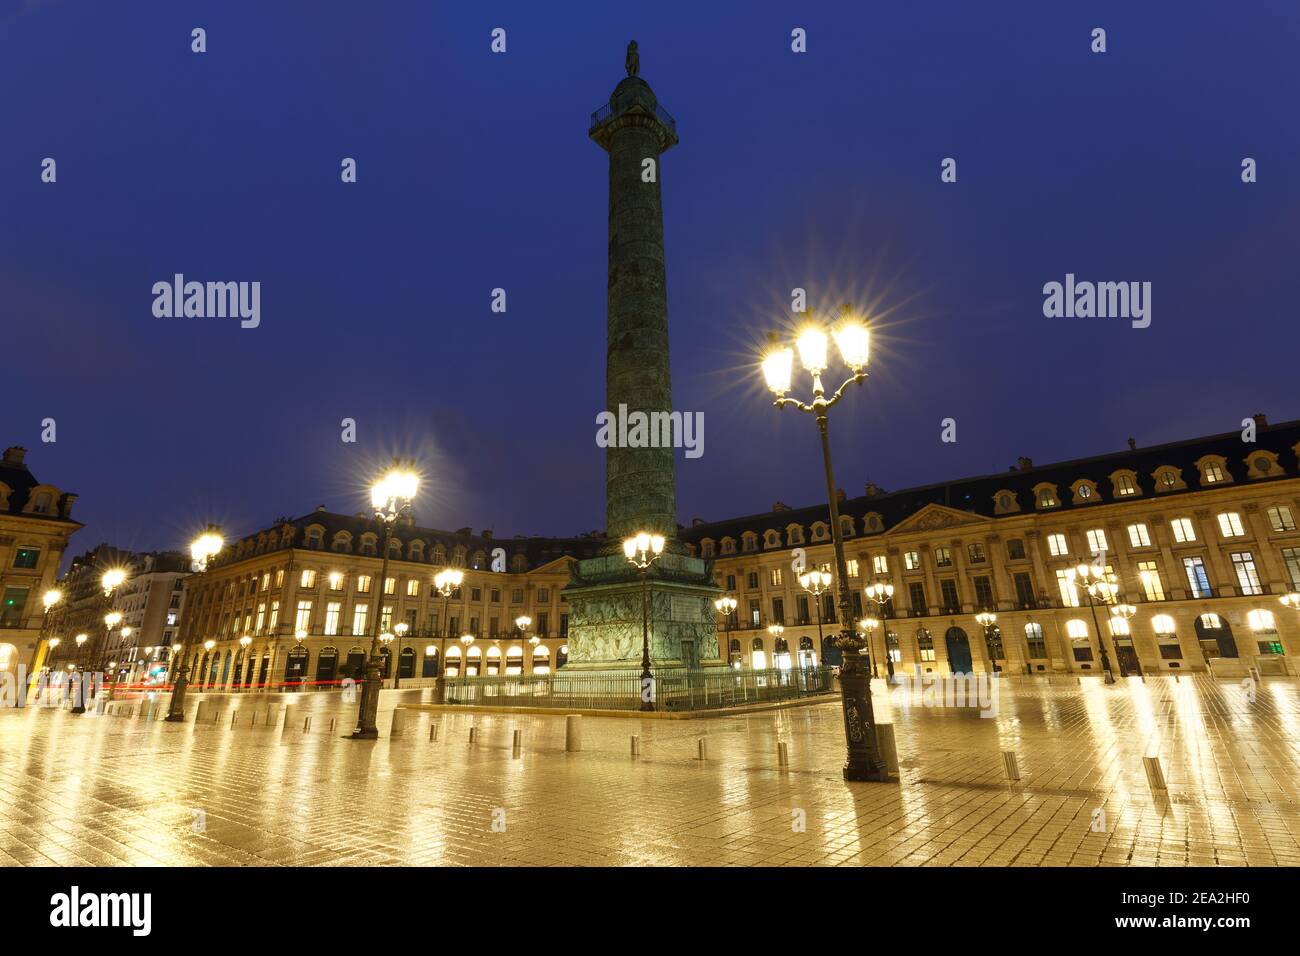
(1253, 412, 1268, 428)
(1017, 456, 1033, 471)
(863, 482, 881, 497)
(2, 446, 27, 465)
(835, 488, 846, 503)
(1127, 437, 1136, 450)
(481, 529, 492, 540)
(315, 504, 326, 512)
(772, 501, 789, 512)
(691, 517, 705, 527)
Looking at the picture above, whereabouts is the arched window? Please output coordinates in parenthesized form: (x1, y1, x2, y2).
(557, 644, 568, 668)
(344, 646, 366, 680)
(1194, 614, 1238, 660)
(798, 635, 817, 668)
(465, 645, 481, 676)
(750, 636, 767, 670)
(505, 644, 523, 676)
(285, 646, 309, 683)
(398, 647, 416, 679)
(1151, 613, 1181, 660)
(331, 532, 352, 553)
(916, 628, 935, 663)
(422, 645, 439, 678)
(378, 646, 392, 679)
(485, 645, 501, 675)
(1024, 623, 1046, 658)
(1066, 619, 1093, 662)
(445, 644, 462, 677)
(531, 644, 551, 675)
(316, 646, 339, 682)
(1249, 609, 1284, 656)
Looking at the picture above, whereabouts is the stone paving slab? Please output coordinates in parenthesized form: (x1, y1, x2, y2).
(1, 676, 1297, 866)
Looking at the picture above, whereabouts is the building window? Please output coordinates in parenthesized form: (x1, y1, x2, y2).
(967, 542, 986, 564)
(1114, 473, 1137, 496)
(385, 577, 397, 596)
(1170, 518, 1196, 543)
(872, 555, 888, 574)
(1203, 461, 1226, 483)
(745, 571, 758, 590)
(1038, 488, 1058, 508)
(1268, 505, 1296, 533)
(908, 582, 926, 615)
(771, 597, 785, 624)
(356, 575, 372, 594)
(268, 601, 280, 631)
(1047, 533, 1068, 557)
(1217, 512, 1246, 538)
(1024, 622, 1046, 658)
(1231, 552, 1263, 595)
(1066, 619, 1092, 661)
(1137, 561, 1165, 601)
(406, 580, 420, 597)
(1, 586, 30, 627)
(254, 603, 266, 634)
(917, 628, 935, 662)
(299, 569, 316, 588)
(12, 548, 39, 569)
(1152, 614, 1181, 659)
(1013, 572, 1035, 608)
(1182, 557, 1212, 599)
(934, 548, 952, 568)
(769, 568, 783, 587)
(1056, 569, 1080, 608)
(939, 580, 959, 613)
(324, 602, 341, 636)
(1127, 524, 1151, 548)
(353, 603, 369, 636)
(295, 600, 312, 633)
(1086, 529, 1108, 554)
(904, 551, 920, 571)
(973, 576, 993, 609)
(1282, 547, 1300, 589)
(538, 588, 550, 603)
(1006, 539, 1026, 561)
(725, 574, 736, 591)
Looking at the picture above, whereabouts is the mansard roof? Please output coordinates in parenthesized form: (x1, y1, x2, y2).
(680, 417, 1300, 545)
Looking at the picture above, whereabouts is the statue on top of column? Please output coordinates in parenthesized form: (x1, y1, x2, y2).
(625, 40, 639, 77)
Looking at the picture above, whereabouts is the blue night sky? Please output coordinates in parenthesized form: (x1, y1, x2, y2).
(3, 1, 1298, 560)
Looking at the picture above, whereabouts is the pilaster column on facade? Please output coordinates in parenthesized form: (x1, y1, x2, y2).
(984, 534, 1014, 611)
(1104, 519, 1143, 601)
(918, 544, 941, 615)
(947, 538, 976, 613)
(1024, 531, 1054, 609)
(1191, 508, 1235, 597)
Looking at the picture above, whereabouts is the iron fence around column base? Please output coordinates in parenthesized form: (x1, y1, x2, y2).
(441, 666, 836, 712)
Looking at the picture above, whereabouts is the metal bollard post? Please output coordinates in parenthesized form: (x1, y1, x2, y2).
(329, 717, 337, 733)
(696, 737, 707, 760)
(429, 722, 438, 742)
(777, 740, 788, 767)
(1143, 755, 1168, 792)
(565, 714, 582, 752)
(231, 712, 238, 728)
(390, 709, 404, 738)
(468, 726, 477, 743)
(303, 716, 311, 733)
(876, 724, 899, 774)
(250, 711, 257, 727)
(512, 729, 522, 752)
(631, 734, 640, 756)
(1001, 750, 1021, 782)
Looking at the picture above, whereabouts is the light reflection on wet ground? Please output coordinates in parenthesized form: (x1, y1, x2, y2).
(1, 676, 1297, 866)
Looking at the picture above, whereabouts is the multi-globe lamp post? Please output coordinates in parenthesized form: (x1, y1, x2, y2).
(432, 567, 464, 700)
(1066, 562, 1119, 682)
(975, 611, 1002, 674)
(165, 526, 223, 721)
(761, 309, 891, 782)
(767, 623, 785, 670)
(715, 596, 737, 667)
(799, 569, 832, 661)
(623, 531, 665, 713)
(350, 461, 419, 739)
(391, 622, 409, 688)
(864, 581, 895, 678)
(514, 615, 531, 675)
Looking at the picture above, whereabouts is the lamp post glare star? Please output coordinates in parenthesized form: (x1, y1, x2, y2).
(166, 527, 223, 721)
(1066, 562, 1119, 683)
(623, 532, 665, 712)
(714, 595, 737, 666)
(864, 581, 895, 679)
(432, 567, 465, 699)
(350, 460, 419, 739)
(762, 309, 890, 783)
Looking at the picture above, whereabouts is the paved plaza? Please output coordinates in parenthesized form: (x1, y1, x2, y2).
(1, 676, 1298, 867)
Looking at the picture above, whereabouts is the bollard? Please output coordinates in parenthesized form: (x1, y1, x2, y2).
(1143, 755, 1168, 792)
(777, 740, 788, 767)
(468, 726, 477, 744)
(303, 716, 311, 733)
(1001, 750, 1021, 782)
(429, 723, 438, 742)
(390, 709, 404, 738)
(194, 701, 207, 723)
(329, 717, 337, 733)
(512, 729, 522, 751)
(631, 734, 641, 756)
(696, 737, 707, 760)
(876, 724, 899, 774)
(565, 714, 582, 752)
(231, 711, 238, 728)
(250, 711, 257, 727)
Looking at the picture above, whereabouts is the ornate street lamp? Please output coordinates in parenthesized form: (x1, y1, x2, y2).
(237, 635, 253, 691)
(1280, 592, 1300, 613)
(432, 567, 464, 701)
(715, 596, 738, 666)
(975, 611, 1002, 674)
(392, 622, 410, 689)
(767, 623, 785, 671)
(1066, 563, 1118, 683)
(624, 531, 665, 712)
(864, 581, 894, 678)
(166, 525, 223, 721)
(1109, 603, 1142, 680)
(762, 309, 890, 782)
(799, 569, 833, 662)
(350, 460, 419, 739)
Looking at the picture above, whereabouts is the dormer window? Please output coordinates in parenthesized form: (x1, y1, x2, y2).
(787, 525, 805, 545)
(700, 539, 715, 558)
(763, 530, 781, 549)
(741, 532, 757, 552)
(1111, 471, 1139, 497)
(1033, 484, 1060, 509)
